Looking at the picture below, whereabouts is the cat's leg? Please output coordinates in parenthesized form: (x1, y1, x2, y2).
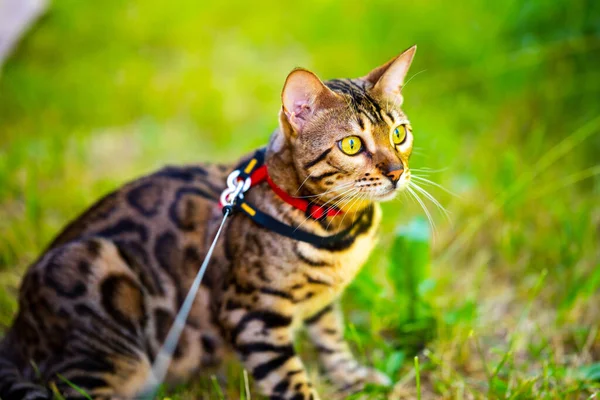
(225, 309, 319, 400)
(304, 303, 391, 394)
(15, 238, 154, 399)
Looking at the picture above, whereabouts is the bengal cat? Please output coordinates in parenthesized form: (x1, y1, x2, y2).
(0, 46, 417, 400)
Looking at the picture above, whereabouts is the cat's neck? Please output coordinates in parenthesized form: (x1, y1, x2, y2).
(265, 129, 372, 216)
(264, 130, 303, 197)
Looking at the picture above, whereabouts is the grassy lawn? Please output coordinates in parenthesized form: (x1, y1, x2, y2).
(1, 0, 599, 398)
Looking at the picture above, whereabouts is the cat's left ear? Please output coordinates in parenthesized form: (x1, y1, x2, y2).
(364, 45, 417, 97)
(281, 68, 341, 135)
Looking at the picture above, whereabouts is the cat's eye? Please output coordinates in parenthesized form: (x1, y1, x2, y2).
(339, 136, 363, 155)
(392, 125, 409, 145)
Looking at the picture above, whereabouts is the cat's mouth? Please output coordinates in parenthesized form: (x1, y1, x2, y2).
(356, 173, 410, 202)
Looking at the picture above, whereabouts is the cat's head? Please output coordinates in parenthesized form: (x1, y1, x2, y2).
(276, 46, 416, 208)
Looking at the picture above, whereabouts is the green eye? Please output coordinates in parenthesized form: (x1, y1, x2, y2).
(392, 125, 409, 145)
(339, 136, 362, 155)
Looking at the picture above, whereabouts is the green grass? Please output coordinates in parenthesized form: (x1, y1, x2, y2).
(1, 0, 599, 398)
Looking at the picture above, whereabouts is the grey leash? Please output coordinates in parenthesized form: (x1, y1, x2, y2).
(140, 174, 248, 398)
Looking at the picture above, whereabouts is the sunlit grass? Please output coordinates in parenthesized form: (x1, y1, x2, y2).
(1, 0, 599, 398)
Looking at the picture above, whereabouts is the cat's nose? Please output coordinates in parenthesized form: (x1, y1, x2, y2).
(386, 165, 404, 184)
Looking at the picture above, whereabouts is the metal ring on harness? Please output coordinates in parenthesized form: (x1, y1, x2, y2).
(220, 169, 251, 207)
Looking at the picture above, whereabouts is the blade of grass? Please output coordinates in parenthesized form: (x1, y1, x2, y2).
(529, 164, 600, 201)
(49, 381, 67, 400)
(243, 369, 251, 400)
(56, 374, 93, 400)
(414, 356, 421, 400)
(210, 375, 225, 400)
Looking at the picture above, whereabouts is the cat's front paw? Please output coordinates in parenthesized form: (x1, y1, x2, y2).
(361, 366, 392, 386)
(309, 390, 322, 400)
(332, 365, 392, 395)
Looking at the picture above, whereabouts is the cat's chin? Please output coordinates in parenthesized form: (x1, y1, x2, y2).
(368, 189, 400, 202)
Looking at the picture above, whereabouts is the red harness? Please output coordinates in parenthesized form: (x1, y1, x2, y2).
(246, 165, 343, 220)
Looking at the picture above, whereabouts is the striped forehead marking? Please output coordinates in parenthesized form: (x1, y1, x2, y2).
(326, 79, 384, 125)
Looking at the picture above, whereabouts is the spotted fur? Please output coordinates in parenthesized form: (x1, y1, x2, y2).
(0, 46, 417, 400)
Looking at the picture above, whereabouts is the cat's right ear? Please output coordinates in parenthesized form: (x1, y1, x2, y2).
(281, 68, 340, 135)
(364, 45, 416, 98)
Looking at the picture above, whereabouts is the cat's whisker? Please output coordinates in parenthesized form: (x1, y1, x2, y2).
(400, 189, 411, 202)
(323, 189, 362, 231)
(333, 196, 356, 230)
(299, 182, 352, 199)
(324, 196, 351, 231)
(401, 69, 427, 90)
(411, 167, 449, 173)
(295, 182, 354, 199)
(409, 181, 451, 222)
(411, 175, 459, 198)
(295, 171, 316, 194)
(336, 191, 366, 229)
(335, 201, 355, 229)
(292, 187, 357, 233)
(406, 186, 436, 235)
(324, 190, 355, 215)
(409, 180, 448, 211)
(322, 187, 358, 211)
(324, 190, 360, 230)
(318, 186, 356, 208)
(324, 189, 358, 218)
(324, 187, 358, 212)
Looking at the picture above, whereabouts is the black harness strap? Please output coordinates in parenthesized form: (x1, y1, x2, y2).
(234, 199, 363, 248)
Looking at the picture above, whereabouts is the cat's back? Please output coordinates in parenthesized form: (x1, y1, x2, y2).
(47, 162, 230, 250)
(26, 160, 234, 322)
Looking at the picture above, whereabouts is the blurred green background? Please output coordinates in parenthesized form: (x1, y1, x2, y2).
(1, 0, 599, 398)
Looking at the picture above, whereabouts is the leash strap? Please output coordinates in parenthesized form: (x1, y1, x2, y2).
(141, 180, 245, 398)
